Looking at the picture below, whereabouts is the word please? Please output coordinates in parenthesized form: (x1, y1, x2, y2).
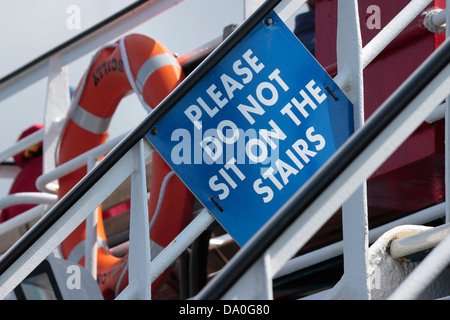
(184, 49, 289, 129)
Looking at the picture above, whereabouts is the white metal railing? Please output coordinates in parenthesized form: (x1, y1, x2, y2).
(390, 223, 450, 259)
(0, 0, 186, 103)
(194, 0, 450, 300)
(0, 126, 58, 246)
(35, 131, 128, 193)
(199, 44, 450, 299)
(0, 0, 187, 299)
(0, 127, 128, 235)
(330, 0, 450, 299)
(0, 0, 449, 301)
(0, 128, 45, 164)
(0, 138, 149, 299)
(275, 202, 446, 279)
(0, 205, 51, 242)
(0, 0, 230, 300)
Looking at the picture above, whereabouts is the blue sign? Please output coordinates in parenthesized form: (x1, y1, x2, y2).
(146, 11, 354, 246)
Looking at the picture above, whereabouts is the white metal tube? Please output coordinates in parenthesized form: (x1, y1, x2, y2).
(150, 209, 214, 283)
(431, 8, 446, 27)
(128, 140, 152, 300)
(389, 232, 450, 299)
(0, 129, 44, 163)
(84, 156, 99, 280)
(337, 0, 370, 300)
(35, 131, 128, 192)
(390, 223, 450, 259)
(338, 0, 433, 89)
(445, 0, 450, 224)
(0, 204, 49, 237)
(115, 279, 139, 300)
(275, 201, 445, 279)
(0, 192, 57, 210)
(426, 102, 446, 123)
(43, 54, 70, 176)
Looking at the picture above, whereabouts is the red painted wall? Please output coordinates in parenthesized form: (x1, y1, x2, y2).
(315, 0, 446, 212)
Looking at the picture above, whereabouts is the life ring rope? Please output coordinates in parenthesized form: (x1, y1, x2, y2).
(149, 170, 175, 230)
(118, 37, 152, 113)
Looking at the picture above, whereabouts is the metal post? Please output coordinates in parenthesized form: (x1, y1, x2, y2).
(336, 0, 370, 300)
(127, 139, 152, 300)
(445, 0, 450, 224)
(43, 54, 70, 176)
(222, 252, 273, 299)
(150, 209, 214, 285)
(85, 156, 99, 280)
(0, 145, 136, 300)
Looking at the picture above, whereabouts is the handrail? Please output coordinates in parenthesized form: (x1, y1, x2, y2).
(0, 193, 57, 210)
(0, 0, 150, 87)
(274, 202, 446, 279)
(0, 0, 184, 102)
(193, 35, 450, 300)
(0, 128, 45, 164)
(390, 223, 450, 259)
(35, 132, 128, 193)
(0, 205, 49, 240)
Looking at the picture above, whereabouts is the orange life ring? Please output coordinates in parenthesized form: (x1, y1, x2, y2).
(57, 34, 194, 299)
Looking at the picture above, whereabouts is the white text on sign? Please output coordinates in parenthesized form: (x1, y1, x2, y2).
(171, 49, 329, 203)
